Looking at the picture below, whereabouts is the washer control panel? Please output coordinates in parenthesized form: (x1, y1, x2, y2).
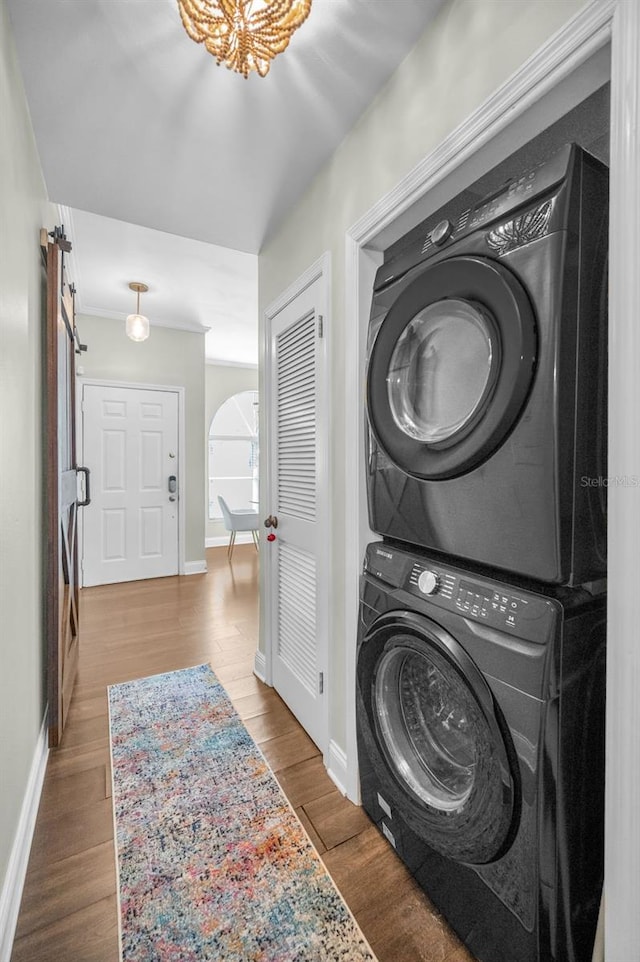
(364, 544, 555, 642)
(454, 578, 527, 630)
(407, 561, 540, 633)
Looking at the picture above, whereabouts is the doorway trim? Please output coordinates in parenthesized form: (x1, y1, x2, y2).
(76, 378, 187, 583)
(344, 1, 639, 956)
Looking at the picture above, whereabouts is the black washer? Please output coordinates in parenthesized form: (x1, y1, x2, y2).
(356, 541, 607, 962)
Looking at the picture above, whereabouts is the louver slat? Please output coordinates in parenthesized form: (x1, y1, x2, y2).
(279, 369, 315, 390)
(278, 543, 317, 695)
(277, 314, 316, 522)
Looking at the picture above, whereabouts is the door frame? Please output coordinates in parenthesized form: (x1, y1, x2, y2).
(76, 378, 186, 585)
(345, 0, 639, 956)
(259, 252, 331, 761)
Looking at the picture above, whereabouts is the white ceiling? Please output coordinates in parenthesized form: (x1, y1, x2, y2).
(61, 206, 259, 364)
(8, 0, 444, 363)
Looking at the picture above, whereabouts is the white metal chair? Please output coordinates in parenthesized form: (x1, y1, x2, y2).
(218, 496, 259, 559)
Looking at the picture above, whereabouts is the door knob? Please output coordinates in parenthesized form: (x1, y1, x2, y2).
(264, 515, 278, 529)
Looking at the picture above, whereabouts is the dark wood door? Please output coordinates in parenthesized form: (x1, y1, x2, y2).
(43, 226, 83, 747)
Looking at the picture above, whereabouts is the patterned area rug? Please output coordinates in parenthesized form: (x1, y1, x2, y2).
(108, 664, 376, 961)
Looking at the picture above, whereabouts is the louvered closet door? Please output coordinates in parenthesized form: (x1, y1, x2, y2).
(268, 274, 328, 753)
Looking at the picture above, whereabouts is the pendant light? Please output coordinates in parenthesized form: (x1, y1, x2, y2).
(126, 282, 150, 342)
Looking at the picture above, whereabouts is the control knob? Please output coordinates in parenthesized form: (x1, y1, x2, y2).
(430, 219, 453, 246)
(417, 570, 439, 595)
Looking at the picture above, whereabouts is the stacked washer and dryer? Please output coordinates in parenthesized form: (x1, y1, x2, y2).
(356, 143, 608, 962)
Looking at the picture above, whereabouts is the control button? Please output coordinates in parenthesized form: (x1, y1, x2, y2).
(430, 219, 453, 246)
(418, 570, 439, 595)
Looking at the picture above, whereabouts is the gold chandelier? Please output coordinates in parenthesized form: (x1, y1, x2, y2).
(177, 0, 312, 78)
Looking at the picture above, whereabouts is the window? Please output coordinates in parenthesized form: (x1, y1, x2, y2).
(208, 391, 259, 520)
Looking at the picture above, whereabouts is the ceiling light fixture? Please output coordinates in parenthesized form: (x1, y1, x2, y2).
(126, 282, 150, 342)
(177, 0, 312, 79)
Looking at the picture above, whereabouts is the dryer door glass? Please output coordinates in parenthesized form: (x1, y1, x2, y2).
(366, 255, 536, 480)
(387, 298, 498, 446)
(375, 643, 477, 811)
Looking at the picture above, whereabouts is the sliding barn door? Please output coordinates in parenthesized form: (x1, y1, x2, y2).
(43, 226, 84, 747)
(266, 272, 329, 753)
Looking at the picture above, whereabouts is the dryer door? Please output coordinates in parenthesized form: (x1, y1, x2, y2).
(366, 255, 536, 479)
(357, 610, 518, 864)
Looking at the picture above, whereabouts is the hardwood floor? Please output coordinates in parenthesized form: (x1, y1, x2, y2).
(12, 545, 472, 962)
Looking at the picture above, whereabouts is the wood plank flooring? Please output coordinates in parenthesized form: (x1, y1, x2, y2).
(12, 545, 472, 962)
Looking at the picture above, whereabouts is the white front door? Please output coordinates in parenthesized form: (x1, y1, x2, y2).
(81, 383, 179, 587)
(265, 270, 329, 753)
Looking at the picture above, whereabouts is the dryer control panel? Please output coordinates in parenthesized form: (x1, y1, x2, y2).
(375, 142, 576, 291)
(365, 543, 556, 643)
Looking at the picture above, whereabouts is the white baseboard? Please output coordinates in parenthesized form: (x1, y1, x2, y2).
(205, 534, 255, 549)
(253, 649, 267, 683)
(0, 713, 49, 962)
(326, 740, 349, 797)
(183, 560, 207, 575)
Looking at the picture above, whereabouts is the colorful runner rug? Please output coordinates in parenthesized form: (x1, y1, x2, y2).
(108, 664, 376, 961)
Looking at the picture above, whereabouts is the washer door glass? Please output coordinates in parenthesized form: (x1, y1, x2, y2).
(375, 643, 477, 812)
(387, 298, 498, 446)
(361, 620, 517, 864)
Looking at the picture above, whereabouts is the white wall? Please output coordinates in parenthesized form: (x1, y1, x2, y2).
(76, 315, 206, 565)
(0, 0, 54, 914)
(204, 362, 258, 544)
(258, 0, 588, 749)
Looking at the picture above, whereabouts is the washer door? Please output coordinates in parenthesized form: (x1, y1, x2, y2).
(367, 255, 536, 479)
(358, 610, 517, 864)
